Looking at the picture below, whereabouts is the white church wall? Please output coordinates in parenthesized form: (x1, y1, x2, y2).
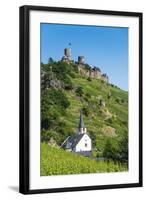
(75, 134, 91, 152)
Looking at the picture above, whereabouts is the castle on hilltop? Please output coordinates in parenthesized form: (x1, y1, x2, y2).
(61, 48, 108, 82)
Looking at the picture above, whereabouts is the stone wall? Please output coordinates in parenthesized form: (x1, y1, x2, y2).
(78, 64, 108, 82)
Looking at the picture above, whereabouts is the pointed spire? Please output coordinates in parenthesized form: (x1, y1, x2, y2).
(79, 110, 85, 129)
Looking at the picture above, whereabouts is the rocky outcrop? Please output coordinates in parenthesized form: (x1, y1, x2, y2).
(49, 79, 64, 89)
(101, 125, 117, 137)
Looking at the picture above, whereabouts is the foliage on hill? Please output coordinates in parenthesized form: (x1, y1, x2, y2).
(41, 143, 127, 176)
(41, 59, 128, 164)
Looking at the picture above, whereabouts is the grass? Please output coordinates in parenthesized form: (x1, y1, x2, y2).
(60, 76, 128, 151)
(41, 63, 128, 174)
(41, 143, 128, 176)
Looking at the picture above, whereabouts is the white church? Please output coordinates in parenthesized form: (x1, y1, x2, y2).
(61, 111, 92, 157)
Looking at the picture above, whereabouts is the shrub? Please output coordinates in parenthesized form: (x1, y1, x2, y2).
(103, 135, 128, 164)
(87, 77, 92, 81)
(115, 97, 121, 104)
(75, 86, 84, 96)
(85, 92, 91, 98)
(69, 72, 76, 78)
(103, 139, 118, 161)
(82, 106, 90, 116)
(121, 98, 125, 103)
(41, 129, 54, 142)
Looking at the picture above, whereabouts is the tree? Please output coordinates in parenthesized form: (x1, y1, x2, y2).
(103, 139, 117, 160)
(103, 134, 128, 164)
(41, 89, 70, 131)
(118, 133, 128, 163)
(89, 131, 97, 147)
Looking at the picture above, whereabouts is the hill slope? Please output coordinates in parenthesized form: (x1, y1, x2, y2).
(41, 143, 127, 176)
(41, 61, 128, 159)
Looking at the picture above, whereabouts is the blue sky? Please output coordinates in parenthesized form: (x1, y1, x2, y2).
(41, 23, 128, 91)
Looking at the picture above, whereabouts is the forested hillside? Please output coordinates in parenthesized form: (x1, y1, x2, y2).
(41, 58, 128, 163)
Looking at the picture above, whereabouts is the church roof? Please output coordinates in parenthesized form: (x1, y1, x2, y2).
(71, 134, 85, 148)
(62, 133, 85, 149)
(79, 111, 85, 129)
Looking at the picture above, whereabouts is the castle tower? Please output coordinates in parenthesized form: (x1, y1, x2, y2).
(78, 111, 87, 134)
(64, 48, 72, 60)
(78, 56, 85, 65)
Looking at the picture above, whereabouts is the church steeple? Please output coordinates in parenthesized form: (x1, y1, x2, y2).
(78, 110, 87, 134)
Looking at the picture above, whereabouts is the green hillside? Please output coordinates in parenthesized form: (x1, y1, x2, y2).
(41, 60, 128, 163)
(41, 143, 127, 176)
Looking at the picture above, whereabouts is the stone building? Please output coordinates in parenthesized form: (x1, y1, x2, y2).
(101, 73, 109, 83)
(61, 48, 72, 64)
(61, 47, 109, 83)
(89, 67, 101, 79)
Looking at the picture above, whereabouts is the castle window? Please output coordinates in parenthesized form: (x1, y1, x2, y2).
(85, 143, 87, 147)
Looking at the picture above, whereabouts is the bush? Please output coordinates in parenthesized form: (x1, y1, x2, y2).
(41, 130, 60, 144)
(115, 97, 121, 104)
(82, 106, 90, 116)
(121, 98, 125, 103)
(107, 91, 112, 99)
(69, 72, 76, 78)
(41, 89, 70, 130)
(64, 77, 73, 90)
(87, 77, 92, 81)
(103, 135, 128, 164)
(75, 86, 84, 96)
(85, 92, 91, 98)
(118, 133, 128, 163)
(103, 139, 118, 160)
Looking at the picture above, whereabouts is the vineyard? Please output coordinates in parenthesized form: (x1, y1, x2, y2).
(41, 143, 128, 176)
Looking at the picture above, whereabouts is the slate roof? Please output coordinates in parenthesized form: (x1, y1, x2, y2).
(71, 134, 85, 148)
(79, 111, 85, 129)
(63, 133, 85, 149)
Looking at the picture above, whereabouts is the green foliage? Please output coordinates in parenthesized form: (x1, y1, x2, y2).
(118, 133, 128, 163)
(82, 106, 90, 116)
(42, 89, 70, 109)
(103, 135, 128, 164)
(41, 143, 127, 176)
(75, 86, 84, 96)
(107, 91, 112, 99)
(64, 77, 73, 90)
(87, 77, 92, 81)
(41, 61, 128, 167)
(41, 89, 70, 131)
(103, 139, 118, 160)
(41, 130, 60, 143)
(89, 131, 97, 147)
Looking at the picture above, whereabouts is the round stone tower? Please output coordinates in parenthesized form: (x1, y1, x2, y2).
(64, 48, 72, 60)
(78, 56, 85, 64)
